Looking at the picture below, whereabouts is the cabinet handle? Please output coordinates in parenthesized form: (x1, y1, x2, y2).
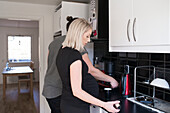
(133, 18, 136, 42)
(127, 19, 130, 42)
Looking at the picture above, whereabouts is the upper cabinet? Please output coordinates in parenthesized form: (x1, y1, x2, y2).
(54, 1, 89, 35)
(109, 0, 170, 53)
(54, 7, 61, 33)
(109, 0, 133, 46)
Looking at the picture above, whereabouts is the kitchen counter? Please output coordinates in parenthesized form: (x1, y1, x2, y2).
(98, 88, 158, 113)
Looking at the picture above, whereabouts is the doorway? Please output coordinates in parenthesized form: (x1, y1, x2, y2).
(0, 18, 40, 113)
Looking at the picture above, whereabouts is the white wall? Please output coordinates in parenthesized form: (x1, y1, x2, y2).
(0, 1, 55, 113)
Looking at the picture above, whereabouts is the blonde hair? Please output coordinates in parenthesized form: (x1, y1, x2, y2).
(62, 18, 92, 52)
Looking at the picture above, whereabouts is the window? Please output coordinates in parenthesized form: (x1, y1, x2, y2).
(8, 36, 31, 62)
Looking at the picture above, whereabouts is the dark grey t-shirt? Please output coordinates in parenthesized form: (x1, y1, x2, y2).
(42, 35, 88, 98)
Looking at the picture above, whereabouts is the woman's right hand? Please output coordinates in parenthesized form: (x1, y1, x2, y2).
(103, 101, 120, 113)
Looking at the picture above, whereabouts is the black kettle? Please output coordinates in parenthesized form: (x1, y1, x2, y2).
(104, 61, 114, 77)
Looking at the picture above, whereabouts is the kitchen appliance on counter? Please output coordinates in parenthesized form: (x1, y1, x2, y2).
(97, 59, 115, 89)
(104, 61, 114, 77)
(104, 87, 112, 101)
(120, 65, 132, 97)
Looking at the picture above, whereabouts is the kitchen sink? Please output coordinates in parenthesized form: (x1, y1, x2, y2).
(132, 66, 170, 113)
(127, 96, 170, 113)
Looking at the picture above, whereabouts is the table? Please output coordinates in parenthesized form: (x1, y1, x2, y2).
(2, 66, 33, 99)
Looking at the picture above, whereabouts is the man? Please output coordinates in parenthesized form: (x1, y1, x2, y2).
(42, 16, 118, 113)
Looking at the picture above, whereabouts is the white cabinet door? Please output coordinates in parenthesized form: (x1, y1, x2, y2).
(109, 0, 170, 52)
(54, 8, 61, 33)
(133, 0, 170, 46)
(109, 0, 133, 47)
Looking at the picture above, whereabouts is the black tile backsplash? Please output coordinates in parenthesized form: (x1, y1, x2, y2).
(119, 58, 128, 65)
(137, 60, 149, 66)
(155, 89, 164, 100)
(166, 54, 170, 62)
(137, 84, 149, 95)
(151, 53, 165, 61)
(137, 68, 150, 78)
(165, 92, 170, 101)
(165, 70, 170, 84)
(151, 61, 164, 68)
(93, 42, 170, 102)
(165, 63, 170, 68)
(128, 53, 137, 58)
(118, 52, 127, 57)
(138, 53, 150, 59)
(127, 59, 137, 67)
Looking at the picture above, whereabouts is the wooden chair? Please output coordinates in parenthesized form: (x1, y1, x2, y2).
(18, 61, 34, 94)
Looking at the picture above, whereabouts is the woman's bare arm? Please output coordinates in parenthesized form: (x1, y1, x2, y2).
(82, 53, 118, 88)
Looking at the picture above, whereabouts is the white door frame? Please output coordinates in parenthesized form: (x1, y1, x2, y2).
(0, 14, 44, 112)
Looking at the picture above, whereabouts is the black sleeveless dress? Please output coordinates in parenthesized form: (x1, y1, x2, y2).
(56, 47, 99, 113)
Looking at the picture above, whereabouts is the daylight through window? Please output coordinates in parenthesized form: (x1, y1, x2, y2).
(8, 36, 31, 62)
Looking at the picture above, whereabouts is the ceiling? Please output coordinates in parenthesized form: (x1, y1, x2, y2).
(0, 0, 90, 5)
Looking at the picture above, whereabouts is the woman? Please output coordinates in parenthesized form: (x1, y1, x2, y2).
(56, 18, 120, 113)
